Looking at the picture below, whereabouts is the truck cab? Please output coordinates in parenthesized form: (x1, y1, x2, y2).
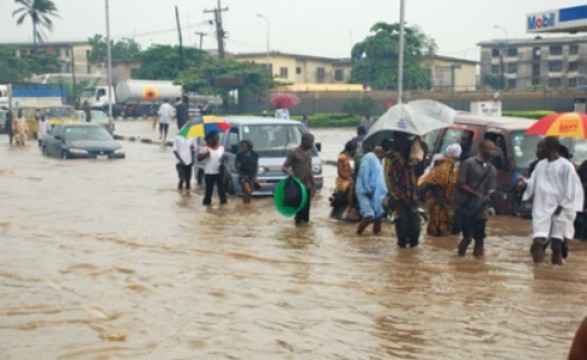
(79, 86, 119, 116)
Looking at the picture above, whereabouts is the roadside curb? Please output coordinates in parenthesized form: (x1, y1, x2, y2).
(113, 134, 172, 147)
(113, 134, 337, 164)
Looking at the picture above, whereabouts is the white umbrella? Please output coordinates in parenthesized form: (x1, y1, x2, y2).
(364, 100, 457, 145)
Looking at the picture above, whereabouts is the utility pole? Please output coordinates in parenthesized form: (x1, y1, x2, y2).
(204, 0, 228, 59)
(175, 6, 185, 70)
(397, 0, 406, 104)
(195, 32, 207, 51)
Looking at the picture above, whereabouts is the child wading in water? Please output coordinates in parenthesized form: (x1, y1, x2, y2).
(236, 140, 259, 203)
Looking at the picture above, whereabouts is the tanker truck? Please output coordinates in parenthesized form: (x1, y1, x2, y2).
(80, 80, 182, 118)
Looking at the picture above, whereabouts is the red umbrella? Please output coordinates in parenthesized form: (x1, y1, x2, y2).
(270, 93, 300, 109)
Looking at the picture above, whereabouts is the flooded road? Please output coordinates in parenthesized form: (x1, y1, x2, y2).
(1, 122, 587, 359)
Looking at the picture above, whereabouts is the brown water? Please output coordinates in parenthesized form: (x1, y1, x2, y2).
(1, 123, 586, 359)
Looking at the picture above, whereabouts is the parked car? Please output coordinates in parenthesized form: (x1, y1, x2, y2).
(194, 117, 323, 196)
(41, 123, 125, 159)
(426, 113, 587, 215)
(77, 110, 115, 133)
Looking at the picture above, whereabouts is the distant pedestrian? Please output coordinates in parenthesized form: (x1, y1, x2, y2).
(351, 126, 367, 150)
(356, 146, 387, 234)
(13, 109, 27, 146)
(301, 115, 309, 129)
(360, 114, 374, 133)
(236, 139, 259, 204)
(157, 99, 174, 143)
(275, 107, 290, 119)
(5, 110, 13, 145)
(176, 96, 189, 129)
(173, 134, 195, 193)
(37, 115, 51, 147)
(385, 132, 421, 247)
(454, 140, 498, 257)
(522, 136, 584, 265)
(198, 131, 227, 205)
(282, 133, 315, 225)
(82, 100, 92, 122)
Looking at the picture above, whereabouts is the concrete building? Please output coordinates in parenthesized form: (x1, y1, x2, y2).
(234, 52, 354, 86)
(478, 36, 587, 90)
(4, 41, 98, 75)
(424, 55, 478, 92)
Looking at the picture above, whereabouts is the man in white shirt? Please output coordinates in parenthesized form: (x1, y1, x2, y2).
(197, 131, 227, 205)
(275, 107, 290, 119)
(360, 114, 374, 133)
(522, 136, 584, 265)
(37, 115, 51, 147)
(157, 99, 174, 143)
(173, 135, 195, 193)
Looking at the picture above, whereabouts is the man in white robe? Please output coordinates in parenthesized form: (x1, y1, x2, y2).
(522, 136, 584, 265)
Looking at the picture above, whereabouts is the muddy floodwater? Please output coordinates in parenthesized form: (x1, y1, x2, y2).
(1, 122, 587, 359)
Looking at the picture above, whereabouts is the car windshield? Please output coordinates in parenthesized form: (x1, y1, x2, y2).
(241, 124, 305, 152)
(65, 126, 112, 141)
(46, 107, 77, 119)
(510, 130, 587, 169)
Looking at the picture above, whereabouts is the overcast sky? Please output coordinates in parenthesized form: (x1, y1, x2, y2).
(0, 0, 583, 60)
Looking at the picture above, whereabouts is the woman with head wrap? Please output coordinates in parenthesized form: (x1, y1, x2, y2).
(419, 143, 462, 236)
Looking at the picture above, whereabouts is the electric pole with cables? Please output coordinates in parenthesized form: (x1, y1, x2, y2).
(204, 0, 228, 59)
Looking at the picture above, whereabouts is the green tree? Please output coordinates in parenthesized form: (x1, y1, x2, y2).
(177, 57, 273, 99)
(482, 74, 504, 90)
(0, 45, 62, 82)
(133, 45, 205, 80)
(88, 34, 141, 66)
(349, 22, 436, 90)
(12, 0, 59, 45)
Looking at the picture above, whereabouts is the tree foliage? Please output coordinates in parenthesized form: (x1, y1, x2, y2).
(342, 95, 378, 116)
(88, 34, 142, 66)
(12, 0, 59, 45)
(350, 23, 436, 91)
(482, 74, 504, 90)
(177, 57, 274, 99)
(132, 45, 204, 80)
(0, 45, 62, 82)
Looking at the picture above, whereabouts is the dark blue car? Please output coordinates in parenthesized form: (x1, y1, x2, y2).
(41, 123, 125, 159)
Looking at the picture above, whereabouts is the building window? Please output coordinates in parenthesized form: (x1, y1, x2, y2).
(55, 48, 60, 57)
(334, 69, 344, 81)
(86, 49, 90, 60)
(87, 65, 91, 74)
(491, 48, 500, 57)
(279, 67, 288, 79)
(570, 45, 579, 55)
(65, 48, 70, 57)
(506, 47, 518, 57)
(507, 79, 516, 89)
(548, 61, 562, 72)
(491, 65, 500, 74)
(296, 67, 302, 75)
(532, 78, 540, 86)
(569, 61, 578, 71)
(507, 63, 517, 74)
(316, 67, 326, 82)
(550, 46, 563, 55)
(533, 47, 541, 60)
(549, 78, 561, 88)
(569, 78, 578, 88)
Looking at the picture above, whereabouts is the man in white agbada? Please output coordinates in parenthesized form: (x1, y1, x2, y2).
(522, 136, 584, 265)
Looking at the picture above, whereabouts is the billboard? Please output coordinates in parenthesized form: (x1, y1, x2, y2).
(527, 5, 587, 33)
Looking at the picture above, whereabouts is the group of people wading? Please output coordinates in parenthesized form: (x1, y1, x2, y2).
(331, 130, 585, 265)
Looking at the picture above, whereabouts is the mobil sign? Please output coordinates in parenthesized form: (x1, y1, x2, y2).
(527, 11, 556, 32)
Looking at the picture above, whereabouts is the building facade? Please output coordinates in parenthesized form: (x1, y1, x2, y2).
(234, 52, 353, 85)
(425, 55, 478, 92)
(5, 41, 98, 75)
(478, 36, 587, 90)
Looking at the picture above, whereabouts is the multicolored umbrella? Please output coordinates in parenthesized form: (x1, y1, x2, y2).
(525, 112, 587, 139)
(178, 115, 231, 139)
(270, 93, 300, 109)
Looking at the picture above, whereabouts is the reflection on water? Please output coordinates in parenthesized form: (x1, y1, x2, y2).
(1, 125, 587, 359)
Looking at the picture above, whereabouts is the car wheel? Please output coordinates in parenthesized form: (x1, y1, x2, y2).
(61, 150, 69, 160)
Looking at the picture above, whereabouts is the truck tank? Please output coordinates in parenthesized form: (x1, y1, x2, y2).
(115, 80, 182, 104)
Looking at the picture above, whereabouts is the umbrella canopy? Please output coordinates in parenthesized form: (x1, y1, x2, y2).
(525, 112, 587, 139)
(178, 115, 231, 139)
(270, 93, 300, 109)
(364, 100, 457, 145)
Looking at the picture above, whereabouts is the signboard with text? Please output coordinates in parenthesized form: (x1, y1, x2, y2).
(527, 5, 587, 33)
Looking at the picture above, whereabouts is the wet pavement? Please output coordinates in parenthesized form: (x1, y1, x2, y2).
(1, 121, 587, 359)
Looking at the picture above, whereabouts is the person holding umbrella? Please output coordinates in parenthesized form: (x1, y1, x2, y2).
(198, 131, 227, 206)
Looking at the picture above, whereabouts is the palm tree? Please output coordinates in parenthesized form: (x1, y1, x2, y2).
(12, 0, 60, 45)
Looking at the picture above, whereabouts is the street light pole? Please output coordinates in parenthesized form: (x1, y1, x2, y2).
(105, 0, 113, 122)
(256, 13, 271, 75)
(494, 25, 509, 91)
(397, 0, 406, 104)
